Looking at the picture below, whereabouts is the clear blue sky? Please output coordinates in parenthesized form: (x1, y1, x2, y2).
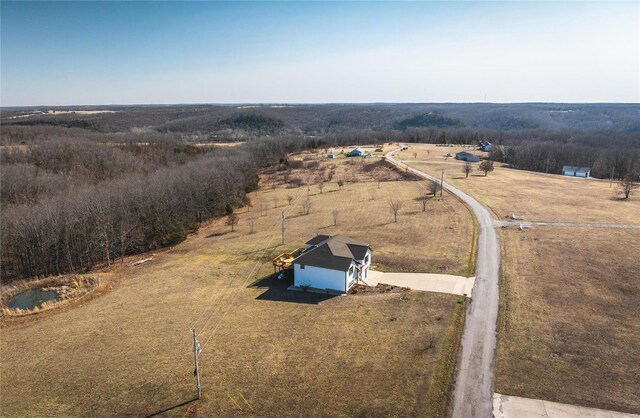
(1, 1, 638, 106)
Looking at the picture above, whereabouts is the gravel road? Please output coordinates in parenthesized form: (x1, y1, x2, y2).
(386, 150, 500, 418)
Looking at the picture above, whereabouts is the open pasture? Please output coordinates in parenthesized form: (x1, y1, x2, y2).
(399, 144, 640, 225)
(0, 154, 473, 417)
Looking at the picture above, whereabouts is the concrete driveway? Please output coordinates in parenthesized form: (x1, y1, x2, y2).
(366, 270, 474, 297)
(494, 394, 639, 418)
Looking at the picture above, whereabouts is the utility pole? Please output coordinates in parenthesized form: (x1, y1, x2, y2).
(192, 329, 201, 399)
(440, 169, 444, 198)
(281, 210, 286, 245)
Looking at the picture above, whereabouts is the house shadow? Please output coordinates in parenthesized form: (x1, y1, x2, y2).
(249, 273, 338, 304)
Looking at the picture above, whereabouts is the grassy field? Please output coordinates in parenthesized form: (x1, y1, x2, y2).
(400, 145, 640, 413)
(399, 144, 640, 224)
(495, 227, 640, 413)
(0, 152, 473, 417)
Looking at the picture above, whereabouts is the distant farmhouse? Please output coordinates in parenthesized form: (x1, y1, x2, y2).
(455, 151, 481, 163)
(346, 147, 366, 157)
(562, 166, 590, 178)
(292, 235, 372, 294)
(478, 141, 493, 152)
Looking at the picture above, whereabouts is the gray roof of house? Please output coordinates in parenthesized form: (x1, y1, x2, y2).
(456, 151, 473, 156)
(562, 166, 590, 172)
(296, 235, 372, 271)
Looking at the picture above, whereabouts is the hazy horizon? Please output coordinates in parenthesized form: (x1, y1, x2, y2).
(2, 1, 639, 106)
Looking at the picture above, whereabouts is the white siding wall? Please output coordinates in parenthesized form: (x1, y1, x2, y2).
(294, 264, 347, 293)
(293, 249, 373, 293)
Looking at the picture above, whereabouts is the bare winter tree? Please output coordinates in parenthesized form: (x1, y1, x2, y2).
(247, 213, 255, 234)
(619, 172, 639, 199)
(413, 151, 418, 159)
(301, 198, 313, 215)
(478, 160, 495, 176)
(389, 199, 403, 222)
(287, 194, 293, 205)
(269, 173, 278, 189)
(307, 176, 313, 196)
(418, 193, 430, 212)
(368, 188, 377, 201)
(463, 162, 473, 178)
(226, 212, 239, 232)
(429, 180, 438, 196)
(317, 180, 325, 194)
(337, 179, 344, 190)
(332, 209, 339, 226)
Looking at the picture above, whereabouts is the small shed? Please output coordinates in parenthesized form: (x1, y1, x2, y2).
(455, 151, 480, 163)
(478, 141, 493, 152)
(562, 166, 590, 178)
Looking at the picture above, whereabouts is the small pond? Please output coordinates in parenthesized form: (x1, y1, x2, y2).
(8, 289, 59, 310)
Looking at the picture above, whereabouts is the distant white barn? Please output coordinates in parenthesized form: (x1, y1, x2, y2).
(292, 235, 372, 294)
(562, 166, 590, 178)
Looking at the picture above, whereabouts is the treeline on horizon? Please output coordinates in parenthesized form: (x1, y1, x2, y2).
(1, 109, 639, 282)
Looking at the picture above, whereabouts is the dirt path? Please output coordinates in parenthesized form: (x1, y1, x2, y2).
(387, 150, 500, 418)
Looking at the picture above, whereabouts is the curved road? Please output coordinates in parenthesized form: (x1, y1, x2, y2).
(386, 150, 500, 418)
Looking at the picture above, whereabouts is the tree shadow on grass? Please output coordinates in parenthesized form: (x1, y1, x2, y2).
(249, 273, 337, 304)
(206, 231, 227, 238)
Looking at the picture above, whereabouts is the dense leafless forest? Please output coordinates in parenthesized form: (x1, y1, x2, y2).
(1, 104, 639, 282)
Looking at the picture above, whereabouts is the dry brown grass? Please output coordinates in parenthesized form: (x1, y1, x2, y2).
(400, 144, 640, 224)
(400, 145, 640, 413)
(0, 154, 473, 417)
(495, 227, 640, 413)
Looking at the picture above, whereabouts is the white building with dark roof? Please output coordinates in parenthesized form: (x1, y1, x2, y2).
(292, 235, 372, 293)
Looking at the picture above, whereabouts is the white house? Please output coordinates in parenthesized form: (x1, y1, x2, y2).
(562, 166, 590, 178)
(292, 235, 372, 293)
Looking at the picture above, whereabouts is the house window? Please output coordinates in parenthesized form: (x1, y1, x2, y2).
(348, 266, 354, 276)
(364, 254, 370, 264)
(300, 264, 305, 269)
